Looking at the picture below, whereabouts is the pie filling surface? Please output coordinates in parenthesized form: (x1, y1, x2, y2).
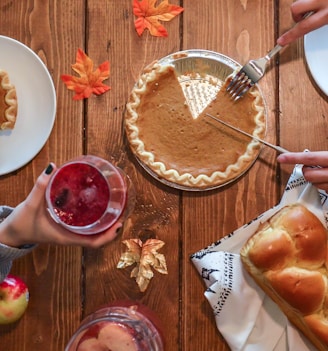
(0, 69, 18, 130)
(125, 61, 266, 189)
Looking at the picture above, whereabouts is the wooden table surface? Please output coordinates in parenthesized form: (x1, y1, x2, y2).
(1, 1, 327, 350)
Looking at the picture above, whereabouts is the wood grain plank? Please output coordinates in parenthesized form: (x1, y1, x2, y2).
(278, 0, 328, 187)
(83, 1, 182, 350)
(182, 1, 278, 350)
(0, 1, 85, 350)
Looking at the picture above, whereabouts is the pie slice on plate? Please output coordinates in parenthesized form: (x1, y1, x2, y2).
(125, 59, 266, 190)
(0, 69, 18, 130)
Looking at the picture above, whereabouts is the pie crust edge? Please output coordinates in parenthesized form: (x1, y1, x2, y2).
(0, 69, 18, 130)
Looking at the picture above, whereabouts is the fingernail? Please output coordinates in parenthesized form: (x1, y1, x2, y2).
(45, 164, 54, 175)
(115, 224, 123, 234)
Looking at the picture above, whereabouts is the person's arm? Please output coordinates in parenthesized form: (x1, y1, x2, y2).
(277, 0, 328, 46)
(0, 206, 36, 282)
(277, 151, 328, 192)
(0, 163, 123, 282)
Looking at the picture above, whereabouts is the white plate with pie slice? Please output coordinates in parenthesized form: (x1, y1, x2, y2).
(304, 25, 328, 96)
(0, 36, 56, 175)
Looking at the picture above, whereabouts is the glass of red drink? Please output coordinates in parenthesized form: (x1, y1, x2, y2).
(65, 301, 164, 351)
(45, 155, 135, 235)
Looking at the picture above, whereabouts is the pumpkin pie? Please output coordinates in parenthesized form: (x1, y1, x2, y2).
(0, 69, 17, 130)
(125, 61, 266, 189)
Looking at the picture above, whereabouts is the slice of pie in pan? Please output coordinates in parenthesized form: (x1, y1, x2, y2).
(0, 69, 18, 130)
(125, 61, 266, 189)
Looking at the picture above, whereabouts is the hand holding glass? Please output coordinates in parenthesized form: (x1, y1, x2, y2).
(46, 155, 135, 235)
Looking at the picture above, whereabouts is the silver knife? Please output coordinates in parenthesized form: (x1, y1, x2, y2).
(205, 113, 289, 154)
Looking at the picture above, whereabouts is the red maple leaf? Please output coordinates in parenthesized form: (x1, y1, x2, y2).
(133, 0, 184, 37)
(61, 49, 110, 100)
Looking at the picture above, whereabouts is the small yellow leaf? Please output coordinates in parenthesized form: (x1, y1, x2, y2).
(117, 238, 168, 292)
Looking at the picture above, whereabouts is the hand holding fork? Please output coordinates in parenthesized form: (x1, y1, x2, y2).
(226, 11, 314, 101)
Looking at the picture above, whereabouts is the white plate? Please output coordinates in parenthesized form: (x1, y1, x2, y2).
(304, 25, 328, 96)
(0, 36, 56, 175)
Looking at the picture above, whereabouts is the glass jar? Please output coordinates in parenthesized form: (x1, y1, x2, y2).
(45, 155, 135, 235)
(65, 302, 164, 351)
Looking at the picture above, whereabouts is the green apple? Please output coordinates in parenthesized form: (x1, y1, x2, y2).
(0, 274, 29, 324)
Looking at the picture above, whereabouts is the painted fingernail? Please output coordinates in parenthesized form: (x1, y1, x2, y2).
(45, 164, 54, 175)
(115, 224, 123, 234)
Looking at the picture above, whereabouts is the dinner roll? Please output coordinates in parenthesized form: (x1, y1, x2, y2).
(240, 203, 328, 351)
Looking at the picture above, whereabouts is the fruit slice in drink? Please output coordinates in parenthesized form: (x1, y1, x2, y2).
(65, 303, 164, 351)
(77, 322, 139, 351)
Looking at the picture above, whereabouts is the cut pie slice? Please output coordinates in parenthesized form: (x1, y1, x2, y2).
(125, 61, 266, 189)
(0, 69, 18, 130)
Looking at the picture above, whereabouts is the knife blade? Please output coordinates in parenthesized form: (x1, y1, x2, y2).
(205, 113, 289, 154)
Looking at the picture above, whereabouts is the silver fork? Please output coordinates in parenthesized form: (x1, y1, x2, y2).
(227, 11, 313, 101)
(226, 44, 282, 101)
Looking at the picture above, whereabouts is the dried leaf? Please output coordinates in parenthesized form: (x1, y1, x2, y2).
(117, 238, 168, 292)
(133, 0, 184, 37)
(117, 238, 142, 268)
(61, 48, 110, 100)
(141, 239, 167, 274)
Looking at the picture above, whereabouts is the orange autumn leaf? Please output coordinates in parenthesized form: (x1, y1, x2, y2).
(61, 48, 110, 100)
(133, 0, 184, 37)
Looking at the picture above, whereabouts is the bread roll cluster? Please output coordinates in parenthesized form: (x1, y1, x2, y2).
(240, 203, 328, 351)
